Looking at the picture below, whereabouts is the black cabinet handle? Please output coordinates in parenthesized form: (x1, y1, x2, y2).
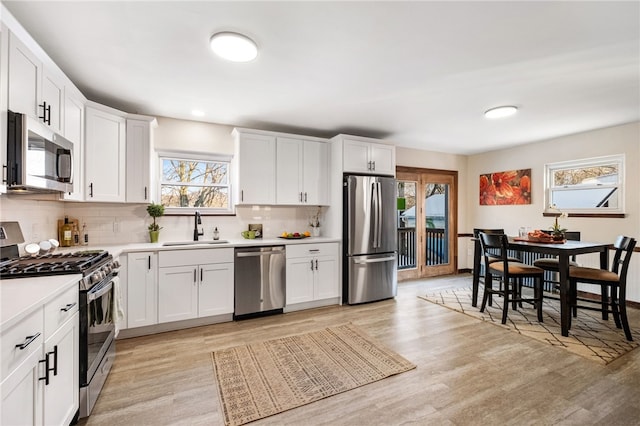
(310, 260, 314, 271)
(200, 268, 203, 282)
(148, 255, 151, 270)
(193, 269, 197, 283)
(241, 190, 244, 202)
(89, 182, 94, 197)
(51, 345, 58, 376)
(60, 302, 76, 312)
(304, 192, 307, 203)
(144, 186, 148, 200)
(39, 354, 50, 385)
(315, 259, 318, 270)
(15, 333, 41, 350)
(2, 164, 6, 183)
(39, 101, 50, 125)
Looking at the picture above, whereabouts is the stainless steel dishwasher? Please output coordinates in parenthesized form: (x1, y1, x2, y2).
(234, 246, 286, 319)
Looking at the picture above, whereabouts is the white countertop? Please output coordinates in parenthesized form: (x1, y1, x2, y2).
(61, 236, 341, 258)
(0, 274, 81, 333)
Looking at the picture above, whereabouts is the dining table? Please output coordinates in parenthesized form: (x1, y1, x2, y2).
(471, 236, 610, 337)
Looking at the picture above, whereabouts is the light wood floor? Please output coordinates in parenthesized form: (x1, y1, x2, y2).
(81, 274, 640, 425)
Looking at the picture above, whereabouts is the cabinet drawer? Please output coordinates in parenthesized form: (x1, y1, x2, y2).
(1, 308, 44, 381)
(159, 248, 234, 267)
(286, 242, 339, 259)
(44, 285, 79, 339)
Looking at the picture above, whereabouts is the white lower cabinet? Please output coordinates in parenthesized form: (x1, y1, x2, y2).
(158, 249, 234, 324)
(127, 252, 158, 328)
(286, 243, 340, 308)
(43, 311, 79, 426)
(1, 281, 79, 426)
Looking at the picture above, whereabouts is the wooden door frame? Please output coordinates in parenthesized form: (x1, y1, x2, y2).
(396, 166, 458, 281)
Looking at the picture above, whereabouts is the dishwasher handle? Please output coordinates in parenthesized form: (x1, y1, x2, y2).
(236, 248, 285, 258)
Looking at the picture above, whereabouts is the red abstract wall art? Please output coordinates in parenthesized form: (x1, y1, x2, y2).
(479, 169, 531, 205)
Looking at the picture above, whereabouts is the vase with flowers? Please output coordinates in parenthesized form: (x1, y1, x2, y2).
(549, 204, 567, 241)
(309, 206, 322, 237)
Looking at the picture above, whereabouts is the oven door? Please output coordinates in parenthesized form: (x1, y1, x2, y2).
(81, 276, 116, 386)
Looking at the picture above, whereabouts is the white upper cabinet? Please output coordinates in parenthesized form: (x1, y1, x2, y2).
(126, 116, 157, 203)
(233, 129, 276, 205)
(7, 31, 40, 119)
(84, 103, 126, 202)
(61, 87, 85, 201)
(276, 137, 329, 205)
(41, 67, 64, 134)
(341, 135, 396, 176)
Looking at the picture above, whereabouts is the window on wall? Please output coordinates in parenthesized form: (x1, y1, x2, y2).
(545, 154, 624, 214)
(158, 152, 232, 213)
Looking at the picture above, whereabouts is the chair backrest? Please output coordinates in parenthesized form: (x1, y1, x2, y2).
(473, 228, 505, 238)
(478, 232, 509, 268)
(611, 236, 637, 278)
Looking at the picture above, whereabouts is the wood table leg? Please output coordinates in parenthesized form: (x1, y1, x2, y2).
(558, 253, 570, 337)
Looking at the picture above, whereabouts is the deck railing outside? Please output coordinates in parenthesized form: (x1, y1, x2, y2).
(397, 227, 448, 269)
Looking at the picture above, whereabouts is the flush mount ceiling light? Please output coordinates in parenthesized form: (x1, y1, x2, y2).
(209, 32, 258, 62)
(484, 105, 518, 119)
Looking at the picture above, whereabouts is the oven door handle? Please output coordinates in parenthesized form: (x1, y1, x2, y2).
(88, 280, 113, 301)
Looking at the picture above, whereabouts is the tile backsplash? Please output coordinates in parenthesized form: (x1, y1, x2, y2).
(0, 195, 328, 249)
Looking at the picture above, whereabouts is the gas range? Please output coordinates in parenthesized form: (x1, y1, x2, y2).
(0, 250, 119, 290)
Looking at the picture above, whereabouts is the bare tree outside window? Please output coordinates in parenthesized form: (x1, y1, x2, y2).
(160, 157, 230, 209)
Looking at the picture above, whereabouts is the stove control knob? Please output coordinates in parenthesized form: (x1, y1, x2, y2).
(112, 260, 121, 269)
(103, 265, 112, 275)
(91, 273, 101, 284)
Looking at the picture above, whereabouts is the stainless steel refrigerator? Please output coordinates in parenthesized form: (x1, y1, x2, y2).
(343, 174, 398, 304)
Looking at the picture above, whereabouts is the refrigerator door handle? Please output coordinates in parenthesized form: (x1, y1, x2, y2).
(371, 181, 378, 248)
(376, 181, 383, 248)
(353, 256, 396, 264)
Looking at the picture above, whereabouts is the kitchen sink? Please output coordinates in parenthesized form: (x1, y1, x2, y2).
(162, 240, 229, 247)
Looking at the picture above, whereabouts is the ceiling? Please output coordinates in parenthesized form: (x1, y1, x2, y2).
(4, 1, 639, 155)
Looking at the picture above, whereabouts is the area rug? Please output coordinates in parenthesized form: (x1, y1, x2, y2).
(419, 287, 640, 365)
(210, 323, 416, 426)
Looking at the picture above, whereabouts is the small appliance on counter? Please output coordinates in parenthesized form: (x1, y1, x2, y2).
(248, 223, 263, 238)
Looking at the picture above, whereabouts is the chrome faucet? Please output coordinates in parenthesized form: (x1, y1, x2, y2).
(193, 211, 204, 241)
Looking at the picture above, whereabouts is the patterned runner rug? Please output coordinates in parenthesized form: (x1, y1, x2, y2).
(419, 287, 639, 364)
(211, 323, 416, 426)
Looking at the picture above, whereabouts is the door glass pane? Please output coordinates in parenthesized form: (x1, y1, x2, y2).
(424, 183, 449, 266)
(397, 181, 417, 270)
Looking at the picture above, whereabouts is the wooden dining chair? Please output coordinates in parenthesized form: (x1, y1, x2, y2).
(533, 231, 581, 292)
(478, 232, 545, 324)
(568, 235, 636, 341)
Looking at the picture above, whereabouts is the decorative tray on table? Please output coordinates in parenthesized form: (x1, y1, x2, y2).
(514, 231, 566, 244)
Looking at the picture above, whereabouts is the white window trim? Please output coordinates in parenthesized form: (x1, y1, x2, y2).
(157, 150, 234, 214)
(544, 154, 625, 214)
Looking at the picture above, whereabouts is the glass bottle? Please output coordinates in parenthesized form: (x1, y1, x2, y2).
(61, 216, 72, 247)
(213, 227, 219, 240)
(72, 224, 80, 246)
(81, 223, 89, 246)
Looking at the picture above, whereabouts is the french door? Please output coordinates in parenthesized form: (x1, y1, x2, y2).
(396, 167, 457, 280)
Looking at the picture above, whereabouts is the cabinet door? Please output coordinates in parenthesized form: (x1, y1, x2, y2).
(125, 119, 151, 203)
(41, 68, 64, 134)
(198, 263, 234, 317)
(127, 252, 157, 328)
(286, 257, 315, 305)
(85, 106, 126, 202)
(342, 139, 371, 173)
(158, 266, 198, 323)
(314, 255, 340, 300)
(8, 31, 41, 119)
(276, 137, 303, 204)
(43, 312, 79, 426)
(61, 90, 84, 201)
(369, 143, 395, 176)
(0, 348, 43, 426)
(236, 133, 276, 204)
(303, 140, 329, 205)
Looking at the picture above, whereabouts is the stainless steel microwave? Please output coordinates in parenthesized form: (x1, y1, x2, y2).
(6, 110, 74, 193)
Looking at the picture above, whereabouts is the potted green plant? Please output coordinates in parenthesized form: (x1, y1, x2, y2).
(309, 206, 322, 237)
(146, 202, 165, 243)
(548, 204, 567, 241)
